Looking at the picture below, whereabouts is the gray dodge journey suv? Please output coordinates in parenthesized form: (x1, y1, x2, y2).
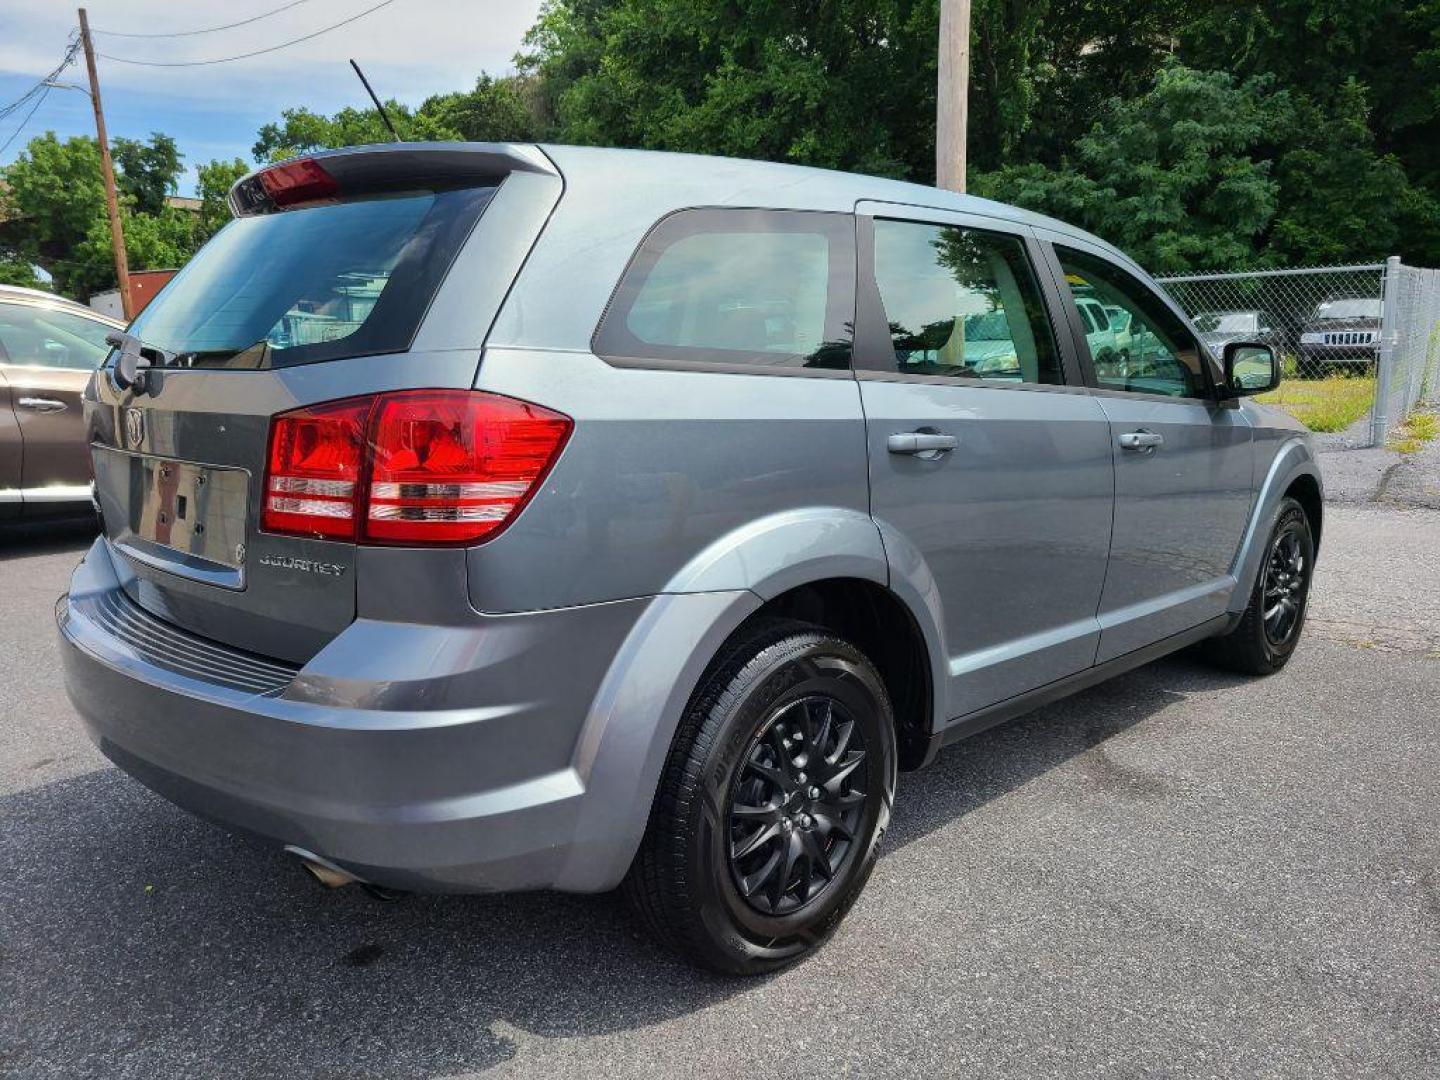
(58, 143, 1321, 973)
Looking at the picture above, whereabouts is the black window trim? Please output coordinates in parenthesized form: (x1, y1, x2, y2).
(852, 210, 1086, 390)
(591, 206, 858, 379)
(1036, 233, 1224, 405)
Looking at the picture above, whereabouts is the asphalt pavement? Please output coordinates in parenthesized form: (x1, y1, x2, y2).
(1, 498, 1437, 1079)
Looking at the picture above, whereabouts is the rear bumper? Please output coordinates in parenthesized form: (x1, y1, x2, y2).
(57, 537, 668, 893)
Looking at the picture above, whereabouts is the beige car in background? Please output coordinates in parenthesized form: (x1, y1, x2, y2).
(0, 285, 124, 522)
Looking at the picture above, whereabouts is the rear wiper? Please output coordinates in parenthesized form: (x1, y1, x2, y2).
(105, 330, 176, 392)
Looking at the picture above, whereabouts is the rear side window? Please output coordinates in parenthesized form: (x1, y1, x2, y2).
(128, 187, 494, 369)
(871, 219, 1064, 385)
(594, 208, 854, 371)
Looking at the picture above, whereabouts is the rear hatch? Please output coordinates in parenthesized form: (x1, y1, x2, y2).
(86, 144, 562, 663)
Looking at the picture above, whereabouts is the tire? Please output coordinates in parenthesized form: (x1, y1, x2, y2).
(623, 617, 897, 975)
(1203, 497, 1315, 676)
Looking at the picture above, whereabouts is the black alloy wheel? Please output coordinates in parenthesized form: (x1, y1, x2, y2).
(1262, 523, 1307, 646)
(1203, 496, 1315, 675)
(624, 618, 896, 975)
(726, 694, 868, 916)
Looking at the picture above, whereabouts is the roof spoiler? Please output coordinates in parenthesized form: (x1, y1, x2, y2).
(228, 142, 557, 216)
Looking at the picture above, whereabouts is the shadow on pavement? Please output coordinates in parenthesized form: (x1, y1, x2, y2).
(0, 516, 97, 560)
(0, 654, 1246, 1078)
(885, 652, 1247, 853)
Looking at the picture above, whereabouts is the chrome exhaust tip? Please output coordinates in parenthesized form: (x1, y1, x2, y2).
(285, 845, 357, 889)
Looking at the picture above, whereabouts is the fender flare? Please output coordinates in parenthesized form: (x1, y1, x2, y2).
(553, 506, 948, 891)
(660, 506, 889, 598)
(1227, 436, 1323, 615)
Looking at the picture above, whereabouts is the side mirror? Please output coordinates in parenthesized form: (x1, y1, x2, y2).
(1222, 341, 1280, 397)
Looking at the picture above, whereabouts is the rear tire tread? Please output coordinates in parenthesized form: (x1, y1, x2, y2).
(623, 616, 888, 973)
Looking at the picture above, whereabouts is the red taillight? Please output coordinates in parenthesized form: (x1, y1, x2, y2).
(261, 397, 370, 540)
(260, 390, 572, 547)
(257, 158, 340, 207)
(365, 391, 572, 544)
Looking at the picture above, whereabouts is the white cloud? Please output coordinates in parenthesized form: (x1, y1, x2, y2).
(1, 0, 544, 112)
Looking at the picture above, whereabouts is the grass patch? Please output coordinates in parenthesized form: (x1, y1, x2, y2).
(1256, 374, 1375, 433)
(1387, 410, 1439, 454)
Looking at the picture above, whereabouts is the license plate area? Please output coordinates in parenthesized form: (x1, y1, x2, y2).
(93, 447, 250, 589)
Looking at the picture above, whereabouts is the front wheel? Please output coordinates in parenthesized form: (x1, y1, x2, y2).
(1204, 497, 1315, 675)
(624, 618, 896, 974)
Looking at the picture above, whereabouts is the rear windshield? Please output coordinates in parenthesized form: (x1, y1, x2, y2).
(129, 186, 493, 369)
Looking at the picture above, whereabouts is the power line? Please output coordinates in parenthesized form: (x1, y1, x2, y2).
(0, 85, 53, 157)
(97, 0, 400, 67)
(0, 36, 81, 122)
(0, 36, 82, 157)
(91, 0, 319, 40)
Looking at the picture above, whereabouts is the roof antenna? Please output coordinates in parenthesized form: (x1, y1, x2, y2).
(349, 58, 401, 142)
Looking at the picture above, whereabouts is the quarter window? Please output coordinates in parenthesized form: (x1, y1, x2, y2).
(594, 209, 854, 371)
(1057, 247, 1207, 398)
(871, 219, 1064, 385)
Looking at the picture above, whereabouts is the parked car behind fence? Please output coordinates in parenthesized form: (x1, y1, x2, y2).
(1157, 260, 1440, 445)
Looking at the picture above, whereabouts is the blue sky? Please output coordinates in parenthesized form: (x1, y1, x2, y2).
(0, 0, 544, 194)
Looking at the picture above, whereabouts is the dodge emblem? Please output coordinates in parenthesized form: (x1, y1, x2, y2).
(123, 407, 145, 449)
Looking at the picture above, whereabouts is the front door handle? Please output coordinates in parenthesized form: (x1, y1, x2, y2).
(1118, 430, 1164, 452)
(16, 397, 67, 413)
(887, 432, 958, 455)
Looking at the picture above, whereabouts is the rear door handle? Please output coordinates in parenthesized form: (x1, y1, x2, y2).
(16, 397, 67, 413)
(887, 432, 958, 455)
(1118, 430, 1164, 452)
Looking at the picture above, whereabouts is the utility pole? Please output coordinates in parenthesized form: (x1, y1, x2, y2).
(77, 8, 132, 319)
(936, 0, 971, 194)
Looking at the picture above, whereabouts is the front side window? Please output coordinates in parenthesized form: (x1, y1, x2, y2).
(871, 219, 1063, 385)
(1057, 246, 1207, 398)
(0, 303, 115, 370)
(595, 208, 854, 371)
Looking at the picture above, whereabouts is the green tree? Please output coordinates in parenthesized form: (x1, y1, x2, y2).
(520, 0, 940, 178)
(1269, 79, 1440, 264)
(514, 0, 1440, 266)
(195, 157, 250, 242)
(251, 103, 458, 162)
(973, 63, 1440, 269)
(0, 131, 199, 299)
(419, 74, 545, 142)
(974, 67, 1285, 271)
(0, 133, 108, 297)
(0, 258, 46, 290)
(62, 207, 197, 299)
(111, 133, 183, 216)
(1172, 0, 1440, 249)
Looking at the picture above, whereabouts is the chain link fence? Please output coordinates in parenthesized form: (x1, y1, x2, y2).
(1156, 259, 1440, 445)
(1380, 260, 1440, 443)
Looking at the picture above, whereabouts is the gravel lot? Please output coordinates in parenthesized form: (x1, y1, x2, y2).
(2, 502, 1437, 1079)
